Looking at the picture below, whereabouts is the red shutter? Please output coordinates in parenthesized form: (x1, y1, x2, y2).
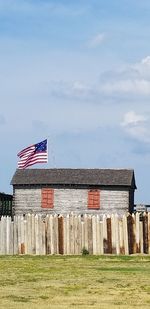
(88, 190, 100, 209)
(42, 189, 54, 208)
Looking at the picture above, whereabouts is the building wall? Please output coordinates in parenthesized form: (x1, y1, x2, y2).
(13, 187, 129, 215)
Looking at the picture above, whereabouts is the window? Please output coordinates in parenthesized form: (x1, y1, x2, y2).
(88, 190, 100, 209)
(42, 188, 54, 208)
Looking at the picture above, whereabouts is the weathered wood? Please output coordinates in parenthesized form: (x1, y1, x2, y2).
(148, 213, 150, 254)
(66, 214, 70, 255)
(13, 216, 18, 254)
(103, 215, 107, 254)
(123, 214, 129, 254)
(99, 222, 104, 254)
(115, 214, 120, 255)
(92, 215, 97, 255)
(88, 216, 93, 254)
(106, 217, 112, 254)
(96, 215, 100, 254)
(0, 213, 149, 256)
(127, 214, 136, 254)
(143, 213, 148, 254)
(35, 215, 40, 255)
(135, 212, 140, 253)
(58, 216, 64, 255)
(119, 219, 124, 254)
(13, 187, 130, 216)
(139, 221, 143, 253)
(70, 214, 75, 254)
(83, 214, 88, 252)
(111, 214, 116, 254)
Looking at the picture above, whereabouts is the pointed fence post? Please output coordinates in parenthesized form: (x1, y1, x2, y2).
(123, 214, 129, 255)
(88, 215, 93, 254)
(103, 214, 107, 254)
(58, 215, 64, 255)
(119, 218, 124, 254)
(139, 220, 143, 253)
(106, 215, 112, 254)
(135, 212, 140, 253)
(143, 213, 148, 254)
(92, 215, 97, 255)
(148, 213, 150, 254)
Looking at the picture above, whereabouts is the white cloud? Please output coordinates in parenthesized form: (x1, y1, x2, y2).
(121, 111, 147, 127)
(87, 33, 105, 48)
(121, 111, 150, 143)
(141, 56, 150, 66)
(99, 79, 150, 95)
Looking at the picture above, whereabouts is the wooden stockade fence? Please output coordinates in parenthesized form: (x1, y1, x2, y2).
(0, 213, 150, 255)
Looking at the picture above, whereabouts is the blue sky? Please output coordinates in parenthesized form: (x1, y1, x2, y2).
(1, 0, 150, 203)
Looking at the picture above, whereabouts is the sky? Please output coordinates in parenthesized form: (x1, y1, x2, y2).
(1, 0, 150, 204)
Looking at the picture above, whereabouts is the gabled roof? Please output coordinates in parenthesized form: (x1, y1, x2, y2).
(11, 168, 136, 189)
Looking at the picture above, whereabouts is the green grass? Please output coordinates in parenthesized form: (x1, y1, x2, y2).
(0, 255, 149, 308)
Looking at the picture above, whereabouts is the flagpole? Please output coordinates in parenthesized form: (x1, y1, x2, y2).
(46, 135, 56, 168)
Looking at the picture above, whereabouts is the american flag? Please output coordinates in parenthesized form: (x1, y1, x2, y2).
(17, 139, 48, 169)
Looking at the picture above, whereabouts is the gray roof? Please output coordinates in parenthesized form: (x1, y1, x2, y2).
(11, 168, 136, 188)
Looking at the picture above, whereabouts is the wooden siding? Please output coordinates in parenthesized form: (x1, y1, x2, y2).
(13, 187, 129, 215)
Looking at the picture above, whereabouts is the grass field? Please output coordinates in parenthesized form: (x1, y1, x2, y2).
(0, 255, 149, 308)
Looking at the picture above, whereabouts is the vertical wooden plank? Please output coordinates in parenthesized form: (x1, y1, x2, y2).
(45, 215, 51, 254)
(127, 214, 135, 254)
(63, 216, 67, 255)
(106, 216, 112, 254)
(31, 214, 35, 254)
(66, 214, 70, 255)
(13, 216, 18, 255)
(6, 216, 10, 254)
(58, 216, 64, 255)
(50, 215, 54, 254)
(1, 217, 6, 255)
(53, 214, 59, 254)
(42, 220, 46, 255)
(115, 214, 120, 255)
(17, 215, 21, 254)
(148, 213, 150, 254)
(88, 215, 93, 254)
(99, 221, 104, 254)
(24, 219, 27, 254)
(81, 221, 85, 252)
(84, 214, 88, 252)
(103, 214, 107, 254)
(139, 221, 143, 253)
(135, 212, 140, 253)
(96, 215, 100, 254)
(74, 215, 78, 255)
(35, 214, 40, 255)
(123, 214, 129, 255)
(9, 221, 14, 255)
(77, 215, 82, 255)
(20, 216, 25, 254)
(143, 213, 148, 254)
(119, 219, 124, 254)
(92, 215, 97, 255)
(38, 215, 43, 255)
(111, 214, 116, 254)
(26, 214, 32, 254)
(132, 213, 136, 254)
(70, 213, 74, 255)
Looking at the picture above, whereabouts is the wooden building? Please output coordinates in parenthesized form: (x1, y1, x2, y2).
(11, 168, 136, 216)
(0, 192, 13, 217)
